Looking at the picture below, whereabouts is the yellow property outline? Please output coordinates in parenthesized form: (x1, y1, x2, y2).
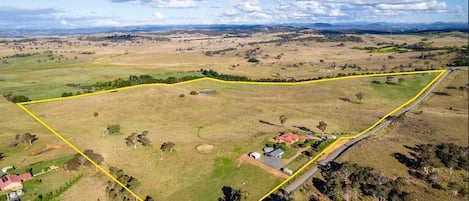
(15, 69, 446, 201)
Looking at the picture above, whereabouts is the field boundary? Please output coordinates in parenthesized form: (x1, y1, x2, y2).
(21, 70, 443, 105)
(15, 69, 445, 201)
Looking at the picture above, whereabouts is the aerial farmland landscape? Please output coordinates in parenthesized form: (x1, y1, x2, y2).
(0, 1, 468, 201)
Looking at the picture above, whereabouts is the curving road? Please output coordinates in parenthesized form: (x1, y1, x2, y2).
(281, 69, 452, 195)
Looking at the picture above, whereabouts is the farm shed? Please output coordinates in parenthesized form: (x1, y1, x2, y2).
(263, 147, 274, 154)
(248, 152, 261, 159)
(267, 149, 284, 158)
(282, 168, 293, 175)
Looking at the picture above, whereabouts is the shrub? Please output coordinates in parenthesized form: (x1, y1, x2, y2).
(107, 124, 121, 135)
(11, 95, 30, 103)
(247, 58, 259, 63)
(61, 92, 73, 97)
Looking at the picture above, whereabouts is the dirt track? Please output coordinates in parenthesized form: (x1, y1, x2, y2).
(237, 154, 289, 179)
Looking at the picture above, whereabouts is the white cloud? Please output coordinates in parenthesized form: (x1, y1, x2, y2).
(60, 19, 69, 25)
(111, 0, 198, 8)
(152, 11, 166, 19)
(376, 1, 446, 11)
(93, 19, 121, 26)
(238, 1, 261, 12)
(151, 0, 197, 8)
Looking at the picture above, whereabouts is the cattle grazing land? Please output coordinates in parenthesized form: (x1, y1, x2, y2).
(0, 24, 467, 201)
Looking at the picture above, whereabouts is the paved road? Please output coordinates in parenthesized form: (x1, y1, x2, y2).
(281, 69, 451, 194)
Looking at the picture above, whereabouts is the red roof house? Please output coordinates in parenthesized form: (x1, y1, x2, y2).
(274, 132, 307, 145)
(0, 173, 32, 192)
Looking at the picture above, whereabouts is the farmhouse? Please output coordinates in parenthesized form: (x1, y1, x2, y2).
(0, 173, 32, 192)
(274, 132, 307, 145)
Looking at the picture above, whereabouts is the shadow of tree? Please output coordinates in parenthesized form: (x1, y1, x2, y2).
(392, 152, 418, 169)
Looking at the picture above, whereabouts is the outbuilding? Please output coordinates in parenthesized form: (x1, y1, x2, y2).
(282, 168, 293, 175)
(267, 149, 284, 158)
(248, 152, 261, 160)
(263, 147, 274, 154)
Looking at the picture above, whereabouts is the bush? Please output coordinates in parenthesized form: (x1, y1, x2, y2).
(107, 124, 121, 135)
(247, 58, 259, 63)
(11, 95, 30, 103)
(61, 92, 73, 97)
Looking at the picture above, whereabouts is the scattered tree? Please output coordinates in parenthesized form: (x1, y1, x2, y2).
(398, 77, 406, 84)
(247, 58, 259, 63)
(15, 133, 37, 146)
(64, 149, 104, 170)
(125, 131, 151, 149)
(93, 112, 99, 117)
(161, 142, 175, 152)
(355, 92, 364, 103)
(279, 115, 287, 125)
(218, 186, 244, 201)
(316, 121, 327, 137)
(385, 76, 394, 84)
(106, 167, 150, 201)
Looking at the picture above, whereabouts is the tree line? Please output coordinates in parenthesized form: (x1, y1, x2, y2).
(393, 143, 468, 196)
(318, 161, 412, 201)
(92, 74, 203, 90)
(106, 166, 154, 201)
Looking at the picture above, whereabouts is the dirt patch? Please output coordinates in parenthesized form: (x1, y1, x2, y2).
(30, 144, 62, 156)
(196, 143, 215, 153)
(237, 154, 289, 179)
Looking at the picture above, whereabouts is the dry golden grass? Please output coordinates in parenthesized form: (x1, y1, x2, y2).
(328, 69, 468, 201)
(23, 73, 435, 200)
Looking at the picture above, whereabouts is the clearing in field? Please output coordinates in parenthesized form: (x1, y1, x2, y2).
(20, 71, 438, 200)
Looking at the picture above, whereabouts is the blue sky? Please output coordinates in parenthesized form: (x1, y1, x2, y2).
(0, 0, 467, 28)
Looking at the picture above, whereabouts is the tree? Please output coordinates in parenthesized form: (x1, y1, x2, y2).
(398, 78, 406, 84)
(125, 131, 151, 149)
(355, 92, 364, 103)
(83, 149, 104, 166)
(93, 112, 99, 117)
(15, 133, 37, 146)
(247, 58, 259, 63)
(11, 95, 30, 103)
(386, 76, 394, 84)
(161, 142, 175, 152)
(0, 152, 4, 160)
(279, 115, 287, 125)
(218, 186, 244, 201)
(125, 133, 138, 149)
(317, 121, 327, 137)
(23, 133, 35, 146)
(64, 150, 104, 170)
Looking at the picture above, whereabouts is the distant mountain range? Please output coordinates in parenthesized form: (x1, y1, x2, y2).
(0, 22, 467, 38)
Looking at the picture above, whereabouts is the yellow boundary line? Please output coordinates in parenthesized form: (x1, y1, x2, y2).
(15, 69, 445, 201)
(258, 69, 446, 201)
(21, 70, 444, 105)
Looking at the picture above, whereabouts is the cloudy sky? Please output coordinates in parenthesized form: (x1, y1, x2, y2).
(0, 0, 467, 29)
